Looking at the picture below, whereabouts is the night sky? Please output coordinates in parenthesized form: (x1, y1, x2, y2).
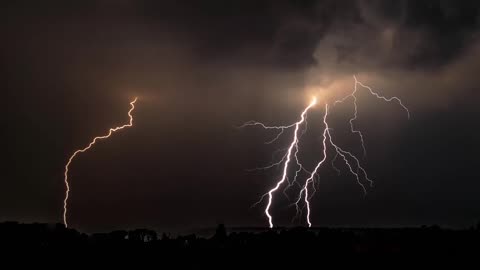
(3, 0, 480, 233)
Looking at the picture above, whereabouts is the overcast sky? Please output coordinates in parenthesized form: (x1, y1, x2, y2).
(3, 0, 480, 232)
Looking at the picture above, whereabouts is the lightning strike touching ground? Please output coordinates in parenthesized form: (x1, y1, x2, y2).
(62, 97, 138, 228)
(242, 75, 409, 228)
(295, 104, 329, 227)
(243, 98, 316, 228)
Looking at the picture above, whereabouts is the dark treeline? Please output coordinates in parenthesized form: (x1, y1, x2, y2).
(1, 221, 480, 254)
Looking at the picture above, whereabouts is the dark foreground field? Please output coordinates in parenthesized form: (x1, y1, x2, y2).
(1, 221, 479, 255)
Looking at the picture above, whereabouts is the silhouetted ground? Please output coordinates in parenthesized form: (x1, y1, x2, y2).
(1, 221, 479, 255)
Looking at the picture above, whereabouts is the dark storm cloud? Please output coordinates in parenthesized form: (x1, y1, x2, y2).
(306, 0, 480, 110)
(3, 0, 480, 231)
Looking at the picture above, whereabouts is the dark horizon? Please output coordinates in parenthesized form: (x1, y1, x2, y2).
(3, 219, 480, 235)
(1, 221, 480, 255)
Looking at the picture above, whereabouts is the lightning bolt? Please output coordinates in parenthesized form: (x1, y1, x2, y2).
(334, 75, 410, 157)
(242, 75, 409, 228)
(242, 98, 316, 228)
(296, 104, 329, 228)
(63, 97, 137, 228)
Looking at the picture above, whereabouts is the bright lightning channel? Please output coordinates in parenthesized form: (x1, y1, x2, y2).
(242, 98, 316, 228)
(62, 97, 137, 228)
(243, 75, 409, 228)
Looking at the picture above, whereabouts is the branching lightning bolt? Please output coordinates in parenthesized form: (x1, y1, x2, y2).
(353, 76, 410, 119)
(334, 75, 410, 158)
(243, 98, 316, 228)
(296, 104, 329, 227)
(62, 97, 138, 228)
(242, 75, 409, 228)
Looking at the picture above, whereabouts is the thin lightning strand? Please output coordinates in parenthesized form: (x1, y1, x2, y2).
(63, 97, 137, 228)
(295, 103, 373, 227)
(246, 153, 288, 172)
(288, 120, 312, 193)
(334, 79, 367, 157)
(354, 75, 410, 119)
(334, 76, 410, 158)
(350, 93, 367, 157)
(238, 121, 296, 145)
(296, 103, 329, 227)
(331, 152, 341, 175)
(326, 75, 410, 191)
(328, 130, 368, 194)
(245, 109, 312, 204)
(246, 98, 316, 228)
(298, 76, 409, 226)
(243, 76, 409, 228)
